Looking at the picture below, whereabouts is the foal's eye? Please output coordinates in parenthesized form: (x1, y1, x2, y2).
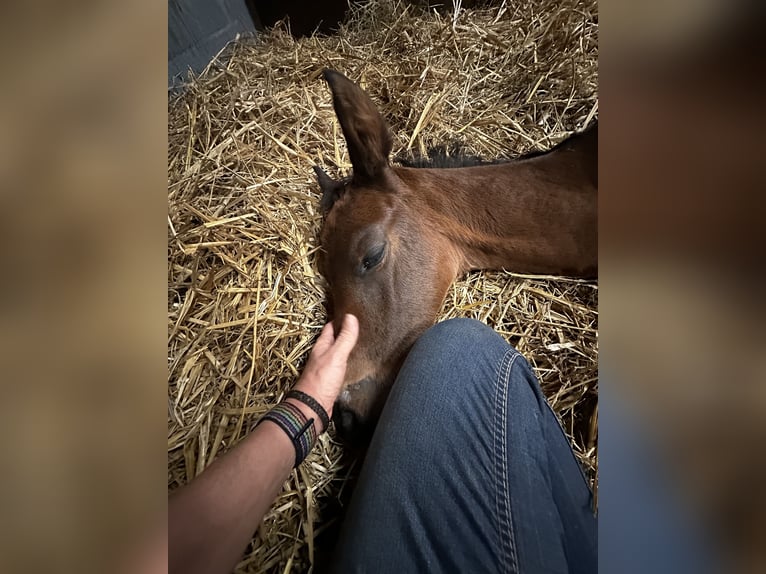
(361, 244, 386, 272)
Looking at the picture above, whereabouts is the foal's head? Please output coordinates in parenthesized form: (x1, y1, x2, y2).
(315, 70, 458, 442)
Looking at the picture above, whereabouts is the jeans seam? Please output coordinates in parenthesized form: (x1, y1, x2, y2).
(495, 348, 521, 573)
(539, 387, 594, 494)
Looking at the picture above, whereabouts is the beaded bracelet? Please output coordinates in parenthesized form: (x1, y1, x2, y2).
(258, 401, 317, 467)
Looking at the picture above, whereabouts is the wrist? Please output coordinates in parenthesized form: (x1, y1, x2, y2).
(284, 398, 324, 435)
(293, 378, 335, 420)
(257, 402, 317, 467)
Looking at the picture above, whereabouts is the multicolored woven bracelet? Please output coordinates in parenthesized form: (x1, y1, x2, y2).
(285, 390, 330, 431)
(258, 401, 317, 467)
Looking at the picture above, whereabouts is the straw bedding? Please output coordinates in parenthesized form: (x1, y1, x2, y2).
(168, 0, 597, 571)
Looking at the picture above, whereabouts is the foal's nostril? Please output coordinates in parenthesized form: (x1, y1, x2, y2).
(332, 402, 377, 447)
(333, 402, 359, 439)
(332, 377, 382, 445)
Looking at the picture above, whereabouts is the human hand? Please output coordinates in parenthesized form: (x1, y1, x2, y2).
(290, 314, 359, 425)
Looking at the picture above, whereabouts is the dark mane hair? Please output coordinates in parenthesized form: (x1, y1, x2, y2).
(395, 123, 597, 169)
(395, 143, 499, 169)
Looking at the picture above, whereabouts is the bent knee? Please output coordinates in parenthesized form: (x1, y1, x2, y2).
(406, 318, 514, 376)
(415, 318, 502, 351)
(389, 318, 517, 417)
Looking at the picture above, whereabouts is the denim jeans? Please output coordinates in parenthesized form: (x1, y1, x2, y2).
(331, 318, 597, 573)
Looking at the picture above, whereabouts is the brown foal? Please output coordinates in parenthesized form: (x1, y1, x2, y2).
(314, 70, 597, 441)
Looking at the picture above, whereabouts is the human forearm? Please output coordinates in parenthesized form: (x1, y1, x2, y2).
(168, 421, 293, 574)
(167, 315, 359, 574)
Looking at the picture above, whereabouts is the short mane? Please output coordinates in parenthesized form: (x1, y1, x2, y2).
(395, 124, 596, 169)
(395, 144, 496, 169)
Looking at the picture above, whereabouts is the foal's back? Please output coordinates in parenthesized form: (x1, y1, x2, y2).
(392, 124, 598, 276)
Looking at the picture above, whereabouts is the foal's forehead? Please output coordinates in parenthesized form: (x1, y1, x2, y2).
(325, 189, 396, 234)
(321, 192, 400, 268)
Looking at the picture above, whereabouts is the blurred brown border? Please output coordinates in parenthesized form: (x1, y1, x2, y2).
(601, 2, 766, 572)
(0, 1, 167, 572)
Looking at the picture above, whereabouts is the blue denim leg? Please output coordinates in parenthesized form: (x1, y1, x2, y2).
(331, 318, 597, 573)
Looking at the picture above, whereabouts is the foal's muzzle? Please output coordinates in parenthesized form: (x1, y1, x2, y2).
(332, 377, 381, 446)
(332, 401, 376, 446)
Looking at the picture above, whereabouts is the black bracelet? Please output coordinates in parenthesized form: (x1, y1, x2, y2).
(286, 390, 330, 431)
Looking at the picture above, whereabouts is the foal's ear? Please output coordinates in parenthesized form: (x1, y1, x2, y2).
(313, 165, 345, 214)
(323, 69, 392, 184)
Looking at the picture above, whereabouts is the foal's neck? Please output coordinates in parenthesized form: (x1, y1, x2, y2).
(393, 135, 597, 277)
